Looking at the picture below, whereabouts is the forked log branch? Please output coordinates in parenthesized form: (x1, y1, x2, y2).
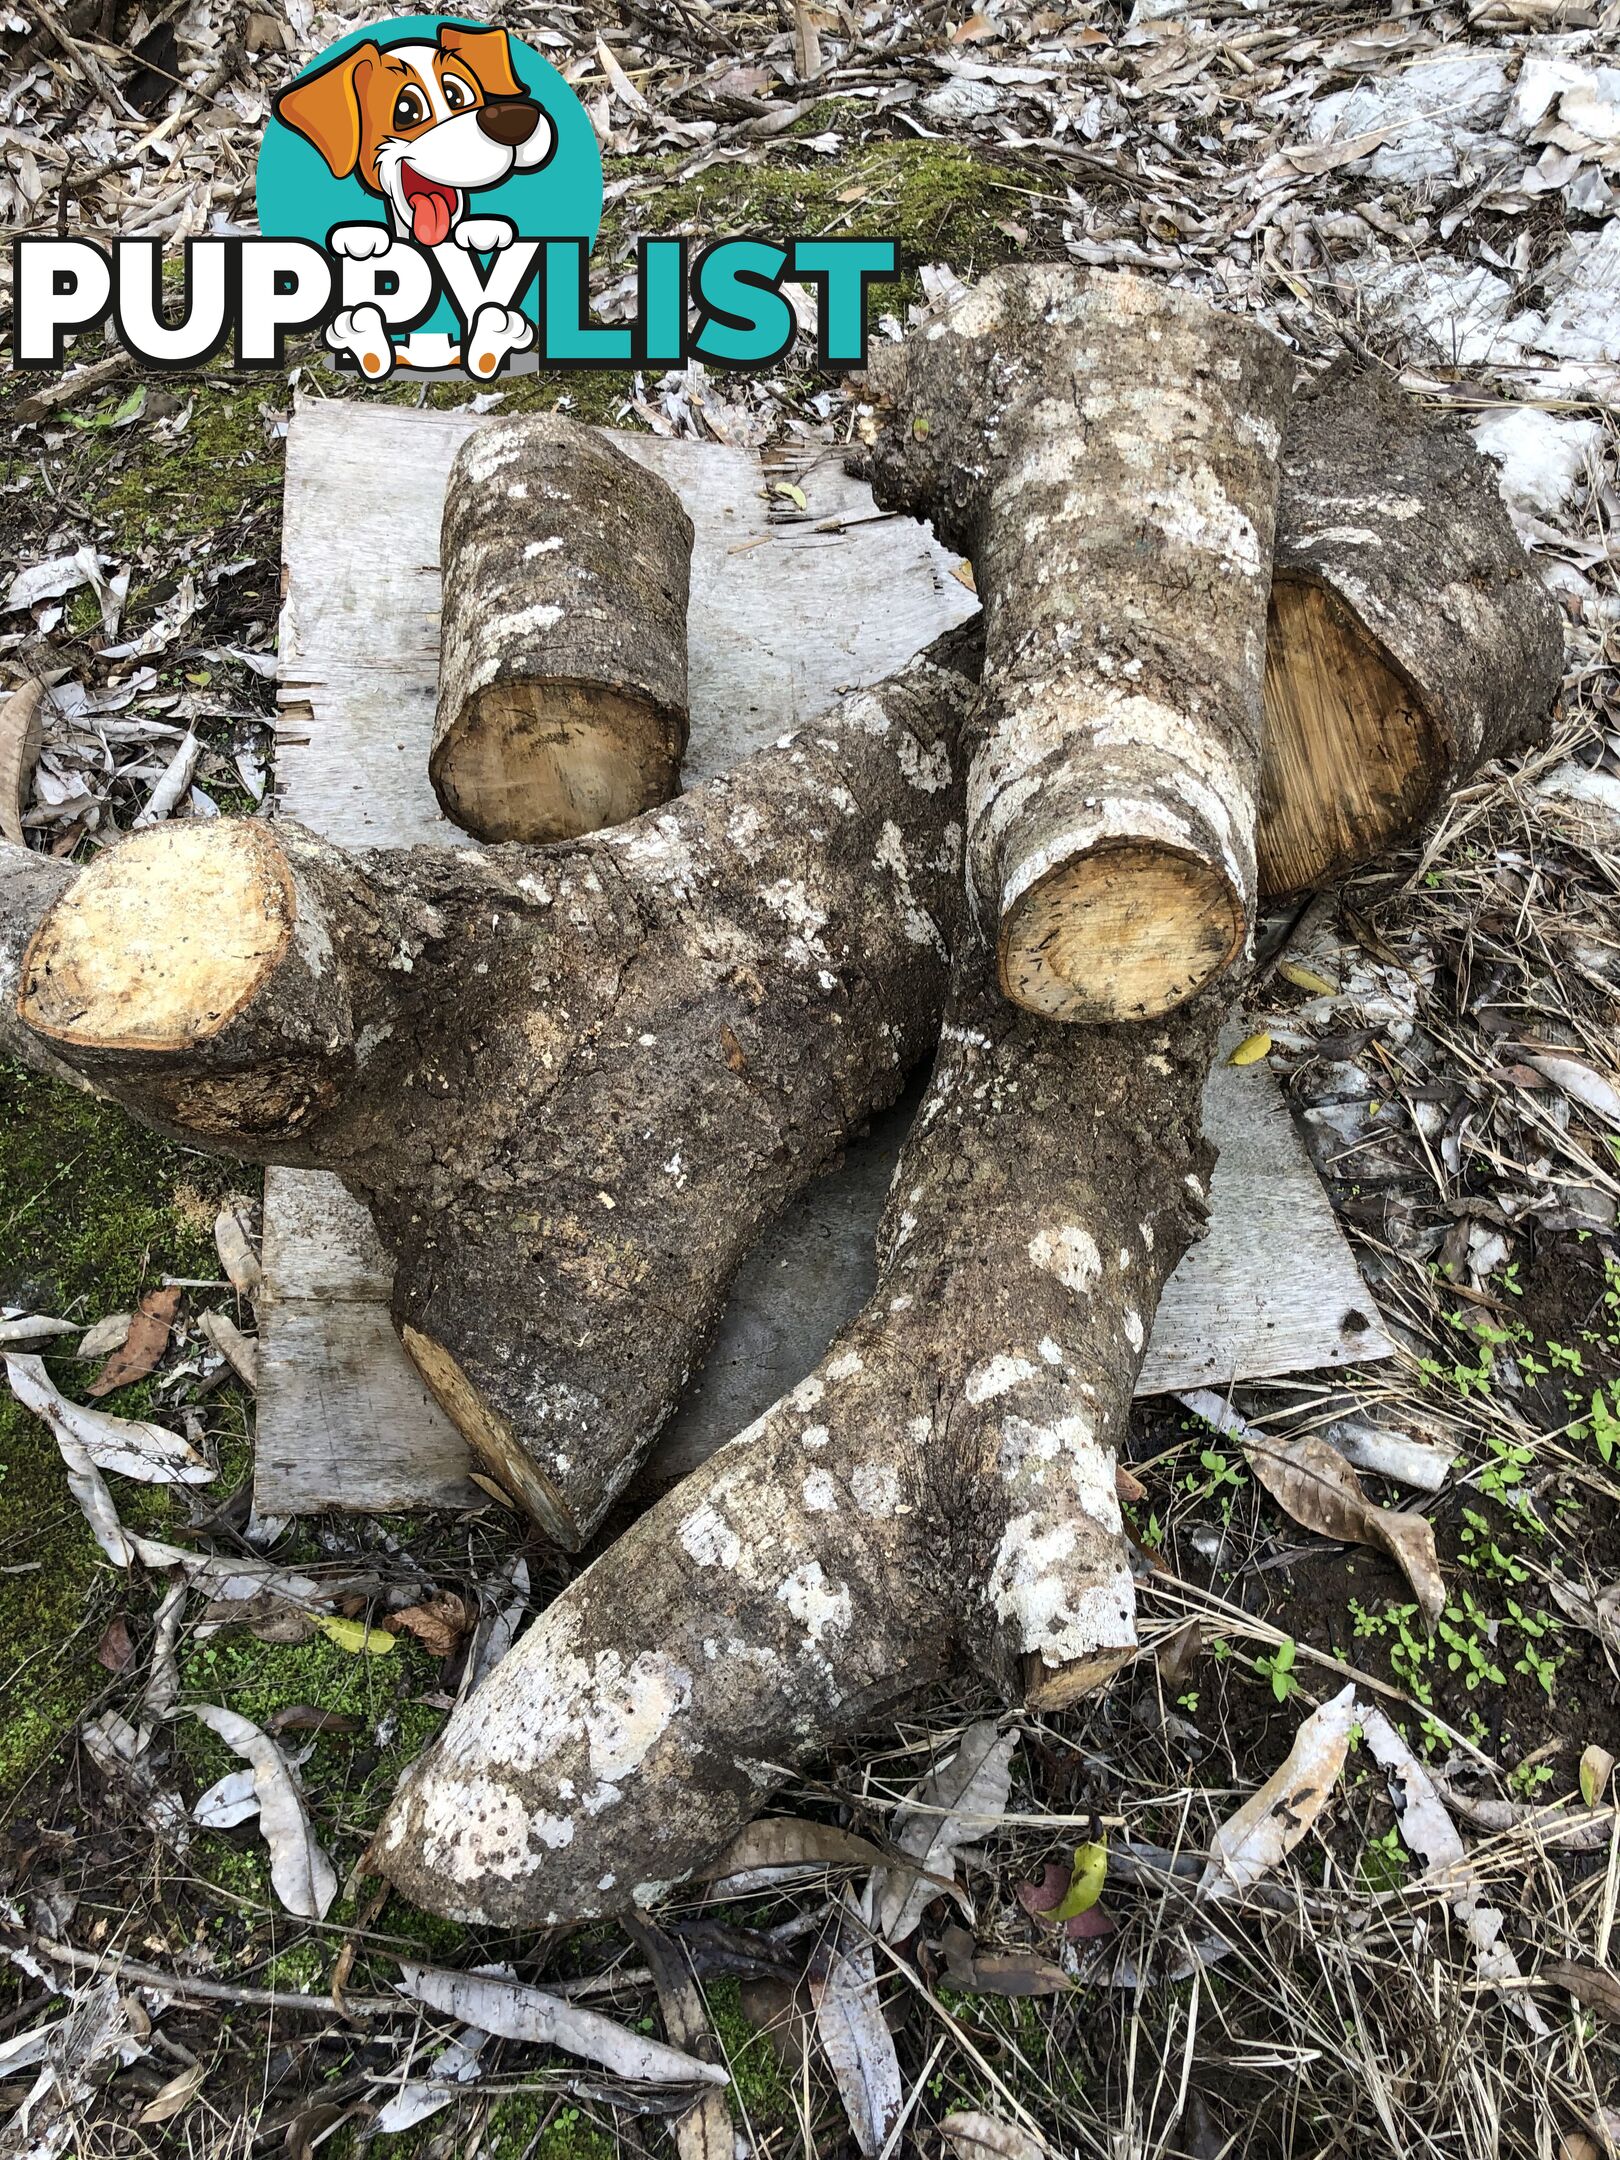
(9, 639, 977, 1549)
(869, 264, 1291, 1025)
(368, 930, 1225, 1927)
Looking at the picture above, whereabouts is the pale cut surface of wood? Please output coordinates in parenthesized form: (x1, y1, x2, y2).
(1259, 575, 1435, 896)
(257, 401, 1392, 1519)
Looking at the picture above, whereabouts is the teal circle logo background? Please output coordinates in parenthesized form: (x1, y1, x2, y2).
(254, 15, 601, 347)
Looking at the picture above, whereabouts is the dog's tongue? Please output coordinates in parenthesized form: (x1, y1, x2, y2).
(410, 189, 452, 247)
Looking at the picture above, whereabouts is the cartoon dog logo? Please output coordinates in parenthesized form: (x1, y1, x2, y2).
(273, 24, 556, 376)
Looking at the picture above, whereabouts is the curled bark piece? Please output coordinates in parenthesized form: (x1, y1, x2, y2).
(431, 417, 695, 845)
(11, 642, 976, 1548)
(870, 264, 1289, 1024)
(368, 935, 1224, 1927)
(1259, 365, 1564, 895)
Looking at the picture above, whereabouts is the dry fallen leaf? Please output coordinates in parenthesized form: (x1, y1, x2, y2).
(1541, 1958, 1620, 2026)
(1183, 1392, 1444, 1629)
(942, 2111, 1050, 2160)
(939, 1925, 1072, 1998)
(810, 1897, 903, 2159)
(387, 1592, 476, 1658)
(213, 1199, 263, 1298)
(1579, 1744, 1614, 1807)
(1228, 1031, 1272, 1066)
(0, 679, 44, 846)
(1201, 1683, 1359, 1897)
(137, 2061, 207, 2126)
(6, 1353, 213, 1486)
(398, 1965, 728, 2086)
(198, 1308, 258, 1388)
(871, 1719, 1016, 1941)
(188, 1705, 338, 1920)
(87, 1285, 182, 1398)
(625, 1915, 733, 2160)
(1526, 1051, 1620, 1127)
(702, 1816, 886, 1894)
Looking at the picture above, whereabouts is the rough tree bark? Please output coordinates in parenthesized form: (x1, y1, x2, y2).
(1258, 364, 1565, 895)
(430, 417, 695, 845)
(869, 264, 1290, 1025)
(0, 842, 82, 1088)
(369, 931, 1225, 1928)
(11, 641, 977, 1547)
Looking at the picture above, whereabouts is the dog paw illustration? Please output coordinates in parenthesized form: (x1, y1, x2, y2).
(327, 305, 396, 379)
(464, 304, 534, 379)
(454, 217, 516, 254)
(328, 222, 393, 260)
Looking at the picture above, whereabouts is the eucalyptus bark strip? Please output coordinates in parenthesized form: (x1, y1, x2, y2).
(0, 841, 83, 1088)
(1259, 364, 1565, 895)
(368, 930, 1225, 1928)
(431, 416, 695, 845)
(870, 264, 1291, 1024)
(11, 640, 976, 1548)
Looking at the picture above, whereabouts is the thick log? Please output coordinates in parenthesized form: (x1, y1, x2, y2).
(1259, 365, 1565, 895)
(430, 417, 695, 845)
(869, 264, 1290, 1025)
(368, 933, 1225, 1928)
(11, 641, 977, 1547)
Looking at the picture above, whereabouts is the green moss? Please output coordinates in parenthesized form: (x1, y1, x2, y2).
(704, 1977, 798, 2133)
(0, 1059, 246, 1807)
(95, 377, 282, 549)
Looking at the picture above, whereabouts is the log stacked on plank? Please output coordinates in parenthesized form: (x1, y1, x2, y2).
(2, 265, 1563, 1931)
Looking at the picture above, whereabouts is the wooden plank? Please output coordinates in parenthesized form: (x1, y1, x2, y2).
(256, 400, 1393, 1520)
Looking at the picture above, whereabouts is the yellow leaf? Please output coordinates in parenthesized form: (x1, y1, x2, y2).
(1580, 1744, 1614, 1808)
(772, 481, 809, 511)
(951, 560, 977, 593)
(1228, 1032, 1272, 1067)
(1050, 1839, 1107, 1920)
(1279, 962, 1337, 996)
(316, 1615, 395, 1657)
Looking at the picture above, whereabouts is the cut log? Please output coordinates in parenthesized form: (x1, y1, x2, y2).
(367, 931, 1227, 1928)
(430, 416, 695, 845)
(11, 638, 978, 1548)
(1258, 365, 1565, 895)
(869, 264, 1291, 1025)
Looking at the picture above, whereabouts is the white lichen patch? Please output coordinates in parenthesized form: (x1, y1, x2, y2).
(850, 1462, 901, 1517)
(1028, 1224, 1101, 1294)
(987, 1517, 1136, 1660)
(802, 1468, 839, 1511)
(758, 878, 832, 969)
(800, 1423, 831, 1450)
(581, 1650, 692, 1784)
(1038, 1337, 1064, 1366)
(679, 1501, 741, 1570)
(789, 1375, 825, 1412)
(1123, 1308, 1145, 1351)
(898, 729, 953, 793)
(825, 1349, 864, 1381)
(776, 1561, 851, 1644)
(965, 1354, 1037, 1404)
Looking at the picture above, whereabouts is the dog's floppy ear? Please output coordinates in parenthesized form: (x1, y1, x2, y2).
(438, 24, 526, 100)
(273, 41, 380, 179)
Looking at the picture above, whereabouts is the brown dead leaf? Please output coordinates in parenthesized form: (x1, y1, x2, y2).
(0, 679, 45, 847)
(950, 11, 998, 39)
(213, 1200, 262, 1298)
(96, 1614, 135, 1672)
(87, 1286, 181, 1399)
(1182, 1392, 1444, 1630)
(719, 1022, 747, 1074)
(1540, 1959, 1620, 2025)
(266, 1705, 364, 1737)
(939, 1924, 1071, 1998)
(701, 1816, 885, 1890)
(385, 1592, 476, 1658)
(942, 2111, 1050, 2160)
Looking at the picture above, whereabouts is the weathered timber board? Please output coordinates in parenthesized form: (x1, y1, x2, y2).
(257, 398, 1393, 1519)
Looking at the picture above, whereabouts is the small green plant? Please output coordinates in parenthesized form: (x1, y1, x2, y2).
(1509, 1759, 1556, 1798)
(1360, 1823, 1409, 1894)
(1437, 1590, 1506, 1694)
(1256, 1636, 1300, 1704)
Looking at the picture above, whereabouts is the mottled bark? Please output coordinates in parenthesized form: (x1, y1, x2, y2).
(431, 417, 695, 845)
(10, 642, 976, 1547)
(369, 933, 1224, 1928)
(1259, 365, 1564, 895)
(0, 841, 79, 1086)
(869, 264, 1290, 1025)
